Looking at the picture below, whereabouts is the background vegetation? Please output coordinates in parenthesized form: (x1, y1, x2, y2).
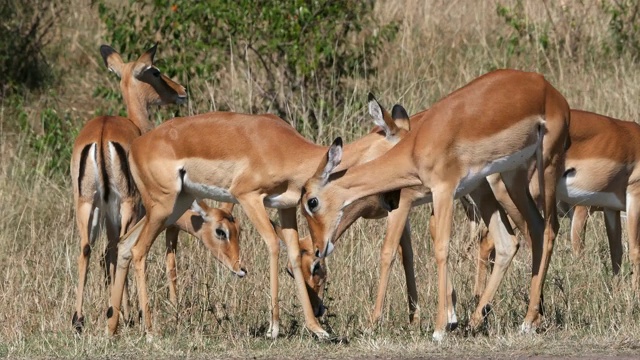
(1, 0, 640, 357)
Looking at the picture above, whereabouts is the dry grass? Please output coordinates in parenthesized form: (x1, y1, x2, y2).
(2, 0, 640, 358)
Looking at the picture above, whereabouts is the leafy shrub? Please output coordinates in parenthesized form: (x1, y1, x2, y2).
(0, 0, 66, 96)
(17, 102, 78, 176)
(96, 0, 397, 122)
(602, 0, 640, 59)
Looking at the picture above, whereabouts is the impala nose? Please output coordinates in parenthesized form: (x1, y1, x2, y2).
(235, 267, 247, 278)
(317, 241, 334, 258)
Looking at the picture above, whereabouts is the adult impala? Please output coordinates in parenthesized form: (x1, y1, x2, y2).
(106, 106, 429, 339)
(474, 109, 640, 293)
(287, 100, 518, 328)
(71, 43, 187, 332)
(301, 69, 570, 340)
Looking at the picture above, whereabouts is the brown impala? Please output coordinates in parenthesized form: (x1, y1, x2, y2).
(105, 99, 441, 339)
(300, 69, 570, 340)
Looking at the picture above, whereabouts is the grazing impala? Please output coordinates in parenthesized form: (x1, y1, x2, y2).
(106, 106, 435, 339)
(289, 98, 517, 329)
(301, 69, 570, 340)
(70, 43, 186, 332)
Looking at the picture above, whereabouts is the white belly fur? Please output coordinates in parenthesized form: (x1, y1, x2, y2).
(456, 143, 538, 198)
(182, 174, 239, 203)
(556, 182, 625, 210)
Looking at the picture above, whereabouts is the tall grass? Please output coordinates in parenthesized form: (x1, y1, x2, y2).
(1, 0, 640, 357)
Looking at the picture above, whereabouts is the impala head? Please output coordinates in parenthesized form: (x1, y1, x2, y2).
(289, 236, 327, 317)
(99, 43, 187, 107)
(190, 200, 246, 278)
(302, 94, 411, 258)
(270, 222, 326, 317)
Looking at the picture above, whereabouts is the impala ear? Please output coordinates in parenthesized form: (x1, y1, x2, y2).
(392, 104, 410, 131)
(100, 45, 124, 78)
(137, 42, 158, 66)
(190, 200, 211, 220)
(368, 93, 400, 140)
(314, 137, 343, 185)
(298, 236, 315, 253)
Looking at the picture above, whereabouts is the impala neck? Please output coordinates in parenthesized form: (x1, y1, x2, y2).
(335, 139, 422, 209)
(124, 91, 154, 133)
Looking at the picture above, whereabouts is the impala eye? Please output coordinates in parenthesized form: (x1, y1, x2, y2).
(215, 228, 227, 239)
(307, 197, 319, 212)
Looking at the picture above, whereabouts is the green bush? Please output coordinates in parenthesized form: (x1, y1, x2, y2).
(0, 0, 66, 96)
(97, 0, 397, 122)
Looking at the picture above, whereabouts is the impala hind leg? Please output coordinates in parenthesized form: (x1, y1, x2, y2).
(73, 201, 101, 333)
(106, 195, 181, 336)
(626, 194, 640, 293)
(468, 177, 519, 331)
(603, 209, 623, 275)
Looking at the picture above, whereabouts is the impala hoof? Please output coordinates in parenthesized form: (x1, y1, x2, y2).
(72, 312, 85, 334)
(432, 330, 446, 342)
(266, 324, 280, 339)
(445, 321, 458, 332)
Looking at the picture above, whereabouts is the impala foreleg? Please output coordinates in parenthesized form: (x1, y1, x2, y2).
(236, 196, 281, 338)
(427, 210, 457, 332)
(370, 198, 416, 326)
(399, 223, 420, 325)
(431, 186, 456, 342)
(570, 206, 589, 256)
(277, 207, 328, 338)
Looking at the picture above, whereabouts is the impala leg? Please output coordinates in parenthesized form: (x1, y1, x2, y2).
(570, 206, 589, 256)
(399, 223, 420, 325)
(602, 209, 623, 275)
(235, 195, 281, 338)
(278, 207, 328, 338)
(106, 195, 179, 336)
(370, 198, 416, 326)
(165, 225, 180, 306)
(626, 194, 640, 293)
(73, 201, 100, 333)
(522, 156, 561, 331)
(431, 186, 455, 342)
(469, 177, 519, 330)
(460, 196, 493, 300)
(427, 210, 457, 331)
(474, 225, 494, 301)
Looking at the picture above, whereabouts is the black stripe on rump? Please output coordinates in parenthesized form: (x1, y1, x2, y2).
(77, 144, 93, 195)
(111, 141, 135, 197)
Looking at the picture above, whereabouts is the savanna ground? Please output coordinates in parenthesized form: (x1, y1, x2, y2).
(2, 0, 640, 358)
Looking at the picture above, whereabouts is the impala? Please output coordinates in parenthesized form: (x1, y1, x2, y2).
(106, 106, 430, 339)
(71, 43, 186, 332)
(474, 109, 640, 294)
(301, 69, 570, 340)
(288, 98, 518, 329)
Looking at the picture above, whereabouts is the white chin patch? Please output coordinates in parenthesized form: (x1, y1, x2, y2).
(323, 241, 335, 257)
